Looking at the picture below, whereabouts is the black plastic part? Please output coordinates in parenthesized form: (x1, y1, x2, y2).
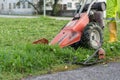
(83, 2, 106, 12)
(92, 2, 106, 11)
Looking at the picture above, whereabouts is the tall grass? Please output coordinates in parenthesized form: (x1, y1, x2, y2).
(0, 17, 70, 73)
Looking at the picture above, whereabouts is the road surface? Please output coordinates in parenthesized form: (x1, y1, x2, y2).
(25, 62, 120, 80)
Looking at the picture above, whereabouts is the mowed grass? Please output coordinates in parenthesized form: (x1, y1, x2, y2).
(0, 17, 120, 80)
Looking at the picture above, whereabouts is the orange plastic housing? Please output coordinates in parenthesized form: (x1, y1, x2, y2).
(50, 13, 89, 48)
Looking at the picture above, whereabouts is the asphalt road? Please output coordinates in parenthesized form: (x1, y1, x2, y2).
(25, 62, 120, 80)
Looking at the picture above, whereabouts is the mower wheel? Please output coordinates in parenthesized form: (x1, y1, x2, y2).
(80, 22, 103, 49)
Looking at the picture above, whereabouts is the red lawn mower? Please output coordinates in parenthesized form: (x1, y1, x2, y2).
(33, 0, 106, 65)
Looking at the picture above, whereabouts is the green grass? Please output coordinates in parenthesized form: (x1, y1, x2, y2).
(0, 16, 120, 80)
(103, 22, 120, 61)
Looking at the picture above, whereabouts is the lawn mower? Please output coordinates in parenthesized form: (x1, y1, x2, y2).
(33, 0, 106, 65)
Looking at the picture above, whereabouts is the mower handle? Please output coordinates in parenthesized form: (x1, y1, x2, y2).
(76, 0, 97, 15)
(87, 0, 97, 15)
(78, 0, 87, 14)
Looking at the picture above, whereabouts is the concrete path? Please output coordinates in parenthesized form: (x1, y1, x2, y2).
(0, 15, 38, 18)
(0, 15, 72, 20)
(48, 16, 72, 20)
(25, 62, 120, 80)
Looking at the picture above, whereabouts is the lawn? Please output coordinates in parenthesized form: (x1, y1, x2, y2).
(0, 16, 120, 80)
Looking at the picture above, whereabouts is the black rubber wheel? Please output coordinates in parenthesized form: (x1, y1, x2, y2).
(80, 22, 103, 49)
(71, 22, 103, 50)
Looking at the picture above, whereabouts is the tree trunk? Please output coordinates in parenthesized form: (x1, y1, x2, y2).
(28, 2, 40, 14)
(52, 0, 59, 16)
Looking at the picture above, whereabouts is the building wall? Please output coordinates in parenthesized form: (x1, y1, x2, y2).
(58, 0, 80, 10)
(0, 0, 80, 15)
(0, 0, 106, 17)
(46, 0, 53, 10)
(0, 0, 34, 15)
